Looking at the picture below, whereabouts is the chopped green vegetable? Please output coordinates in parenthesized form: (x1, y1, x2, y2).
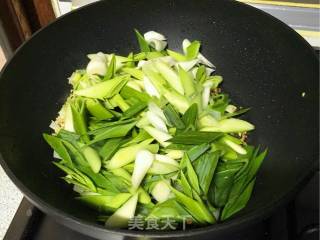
(187, 143, 210, 162)
(88, 121, 136, 144)
(163, 104, 185, 129)
(43, 134, 72, 167)
(104, 54, 116, 80)
(179, 66, 195, 96)
(134, 29, 151, 52)
(170, 131, 222, 145)
(86, 99, 114, 120)
(107, 139, 156, 169)
(182, 103, 198, 131)
(110, 94, 130, 112)
(77, 193, 131, 213)
(43, 30, 267, 230)
(122, 67, 144, 80)
(200, 118, 255, 133)
(148, 161, 179, 175)
(169, 185, 215, 224)
(122, 101, 147, 119)
(184, 154, 200, 194)
(120, 86, 150, 103)
(167, 49, 187, 61)
(194, 151, 219, 195)
(74, 75, 129, 99)
(180, 171, 193, 197)
(82, 146, 101, 173)
(220, 179, 255, 220)
(71, 99, 89, 143)
(154, 61, 184, 95)
(105, 193, 139, 228)
(151, 180, 171, 203)
(185, 40, 201, 60)
(99, 138, 122, 161)
(131, 150, 154, 190)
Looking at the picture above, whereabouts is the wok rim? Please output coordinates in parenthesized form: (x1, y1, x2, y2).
(0, 0, 318, 238)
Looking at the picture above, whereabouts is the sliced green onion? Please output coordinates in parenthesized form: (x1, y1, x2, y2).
(74, 75, 129, 99)
(165, 150, 184, 159)
(64, 103, 75, 132)
(154, 61, 184, 95)
(144, 31, 167, 51)
(148, 102, 167, 122)
(45, 30, 266, 230)
(155, 154, 179, 167)
(148, 161, 179, 174)
(151, 180, 171, 203)
(108, 139, 155, 169)
(177, 59, 198, 72)
(163, 90, 190, 114)
(86, 53, 107, 76)
(86, 99, 113, 120)
(132, 150, 154, 190)
(183, 39, 215, 68)
(223, 139, 247, 155)
(105, 193, 138, 228)
(143, 126, 172, 147)
(146, 111, 168, 132)
(225, 105, 237, 113)
(82, 146, 101, 173)
(200, 118, 255, 133)
(178, 66, 195, 96)
(143, 76, 160, 98)
(122, 67, 144, 80)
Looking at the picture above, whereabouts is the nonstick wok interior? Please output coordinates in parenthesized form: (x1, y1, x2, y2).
(0, 0, 318, 239)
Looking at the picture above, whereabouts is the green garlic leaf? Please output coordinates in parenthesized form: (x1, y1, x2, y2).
(186, 40, 201, 60)
(194, 151, 219, 195)
(56, 129, 80, 143)
(122, 101, 147, 119)
(180, 171, 193, 198)
(184, 154, 200, 194)
(89, 121, 136, 145)
(120, 86, 151, 103)
(99, 138, 123, 161)
(74, 75, 129, 99)
(221, 178, 255, 220)
(122, 67, 144, 80)
(147, 199, 192, 222)
(170, 131, 222, 145)
(178, 66, 195, 96)
(169, 185, 215, 224)
(77, 193, 131, 213)
(103, 54, 116, 80)
(163, 104, 185, 129)
(86, 99, 114, 120)
(208, 162, 243, 208)
(167, 49, 187, 61)
(71, 99, 90, 143)
(182, 103, 198, 131)
(186, 143, 210, 162)
(43, 133, 72, 167)
(134, 29, 151, 52)
(54, 162, 96, 192)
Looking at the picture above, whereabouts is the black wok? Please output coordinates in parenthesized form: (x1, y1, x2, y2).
(0, 0, 318, 239)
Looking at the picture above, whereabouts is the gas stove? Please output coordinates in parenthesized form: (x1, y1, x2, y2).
(4, 171, 319, 240)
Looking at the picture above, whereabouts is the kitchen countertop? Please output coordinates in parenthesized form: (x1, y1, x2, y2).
(0, 166, 23, 239)
(0, 47, 23, 239)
